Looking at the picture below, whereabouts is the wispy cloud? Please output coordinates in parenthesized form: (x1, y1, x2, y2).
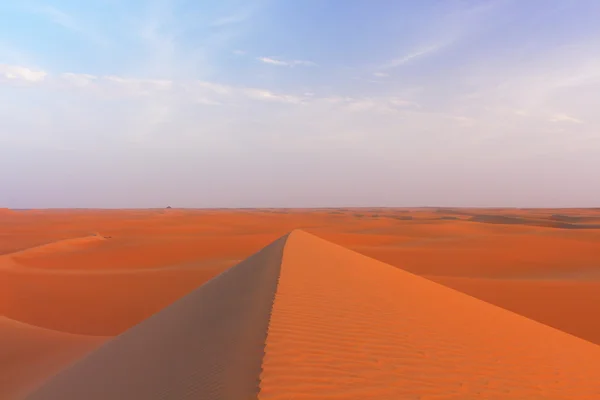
(131, 1, 253, 80)
(376, 1, 507, 73)
(20, 67, 306, 105)
(0, 64, 47, 82)
(211, 12, 250, 27)
(0, 63, 422, 148)
(257, 57, 287, 66)
(257, 57, 316, 67)
(60, 72, 97, 87)
(381, 44, 444, 70)
(242, 88, 304, 104)
(450, 116, 477, 127)
(28, 4, 108, 46)
(550, 113, 584, 124)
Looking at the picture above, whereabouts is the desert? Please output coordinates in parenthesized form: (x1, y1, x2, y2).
(2, 207, 600, 398)
(4, 1, 600, 398)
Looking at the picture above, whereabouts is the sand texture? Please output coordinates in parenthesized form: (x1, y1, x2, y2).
(27, 229, 600, 399)
(0, 317, 104, 399)
(259, 231, 600, 399)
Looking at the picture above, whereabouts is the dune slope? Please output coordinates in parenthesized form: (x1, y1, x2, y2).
(26, 235, 287, 400)
(0, 317, 105, 400)
(427, 275, 600, 345)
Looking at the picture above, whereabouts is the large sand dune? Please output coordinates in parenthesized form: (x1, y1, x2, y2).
(28, 231, 600, 399)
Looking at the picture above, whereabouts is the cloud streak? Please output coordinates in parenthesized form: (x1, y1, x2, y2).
(211, 13, 250, 27)
(550, 114, 584, 124)
(28, 4, 108, 46)
(1, 65, 307, 105)
(257, 56, 316, 67)
(0, 64, 47, 82)
(380, 44, 444, 70)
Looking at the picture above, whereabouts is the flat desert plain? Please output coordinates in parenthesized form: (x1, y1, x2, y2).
(2, 207, 600, 398)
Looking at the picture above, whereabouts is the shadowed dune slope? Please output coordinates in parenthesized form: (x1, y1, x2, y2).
(0, 317, 105, 400)
(259, 230, 600, 399)
(27, 235, 287, 400)
(29, 230, 600, 399)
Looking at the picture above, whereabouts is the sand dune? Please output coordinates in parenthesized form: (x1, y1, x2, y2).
(259, 230, 600, 399)
(0, 256, 233, 335)
(1, 232, 282, 336)
(29, 231, 600, 399)
(26, 236, 287, 400)
(0, 317, 105, 400)
(10, 233, 279, 271)
(2, 208, 599, 340)
(9, 235, 107, 259)
(352, 229, 600, 278)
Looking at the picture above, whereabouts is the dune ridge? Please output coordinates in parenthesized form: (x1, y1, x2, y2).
(6, 235, 107, 259)
(27, 230, 600, 399)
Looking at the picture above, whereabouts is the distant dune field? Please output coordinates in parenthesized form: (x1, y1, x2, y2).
(1, 208, 600, 398)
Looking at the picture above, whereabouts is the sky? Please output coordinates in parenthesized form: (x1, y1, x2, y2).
(1, 0, 599, 208)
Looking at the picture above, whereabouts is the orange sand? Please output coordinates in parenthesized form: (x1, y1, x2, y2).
(428, 276, 600, 345)
(2, 208, 600, 398)
(27, 231, 600, 399)
(26, 236, 286, 400)
(0, 317, 104, 399)
(260, 231, 600, 398)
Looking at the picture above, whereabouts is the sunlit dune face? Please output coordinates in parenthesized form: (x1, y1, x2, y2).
(259, 231, 600, 399)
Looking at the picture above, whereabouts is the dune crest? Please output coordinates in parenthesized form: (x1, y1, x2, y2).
(8, 235, 107, 259)
(28, 230, 600, 399)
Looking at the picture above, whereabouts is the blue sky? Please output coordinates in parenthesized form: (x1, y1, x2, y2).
(1, 0, 599, 208)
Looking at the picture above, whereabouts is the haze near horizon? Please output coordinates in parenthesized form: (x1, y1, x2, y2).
(1, 0, 599, 208)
